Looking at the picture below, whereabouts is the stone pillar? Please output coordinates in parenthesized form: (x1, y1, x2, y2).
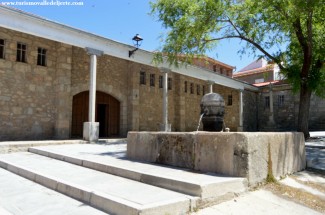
(207, 80, 215, 93)
(83, 47, 103, 142)
(238, 89, 244, 131)
(160, 67, 171, 131)
(54, 44, 72, 139)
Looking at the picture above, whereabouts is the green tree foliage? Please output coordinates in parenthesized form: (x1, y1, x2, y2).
(151, 0, 325, 138)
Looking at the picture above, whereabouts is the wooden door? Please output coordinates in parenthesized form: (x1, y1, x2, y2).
(71, 91, 120, 138)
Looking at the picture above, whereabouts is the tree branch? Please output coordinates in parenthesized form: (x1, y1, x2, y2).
(204, 35, 284, 70)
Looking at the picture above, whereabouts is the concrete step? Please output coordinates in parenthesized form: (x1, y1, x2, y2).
(0, 152, 194, 215)
(0, 168, 108, 215)
(28, 143, 247, 204)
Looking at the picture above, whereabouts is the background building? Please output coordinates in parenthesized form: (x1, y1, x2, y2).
(234, 59, 325, 131)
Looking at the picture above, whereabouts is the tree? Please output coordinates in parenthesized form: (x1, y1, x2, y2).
(151, 0, 325, 138)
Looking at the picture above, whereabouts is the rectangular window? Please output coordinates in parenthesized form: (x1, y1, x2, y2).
(0, 39, 5, 59)
(228, 95, 233, 106)
(184, 81, 187, 93)
(278, 95, 285, 107)
(202, 85, 205, 95)
(190, 83, 194, 94)
(168, 78, 172, 90)
(16, 42, 27, 63)
(159, 75, 163, 88)
(213, 65, 217, 72)
(37, 47, 47, 66)
(197, 84, 200, 95)
(265, 96, 270, 109)
(150, 74, 155, 87)
(140, 71, 146, 85)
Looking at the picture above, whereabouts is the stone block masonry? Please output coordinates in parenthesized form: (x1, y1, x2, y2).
(0, 27, 72, 140)
(0, 26, 243, 140)
(127, 131, 306, 186)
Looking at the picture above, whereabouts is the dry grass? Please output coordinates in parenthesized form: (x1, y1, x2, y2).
(263, 181, 325, 214)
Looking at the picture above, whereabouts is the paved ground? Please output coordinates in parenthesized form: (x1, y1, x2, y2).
(194, 131, 325, 215)
(0, 132, 324, 215)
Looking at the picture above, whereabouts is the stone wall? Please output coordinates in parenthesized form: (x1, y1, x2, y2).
(0, 27, 72, 140)
(0, 27, 244, 140)
(258, 84, 325, 131)
(243, 90, 258, 131)
(127, 131, 306, 186)
(71, 47, 129, 136)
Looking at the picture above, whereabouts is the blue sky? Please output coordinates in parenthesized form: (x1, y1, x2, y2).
(11, 0, 260, 71)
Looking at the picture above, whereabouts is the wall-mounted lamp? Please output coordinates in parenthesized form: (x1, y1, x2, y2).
(129, 34, 143, 57)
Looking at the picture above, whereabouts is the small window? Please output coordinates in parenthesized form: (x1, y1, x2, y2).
(168, 78, 172, 90)
(278, 95, 285, 107)
(150, 74, 155, 87)
(265, 96, 270, 109)
(202, 85, 205, 95)
(159, 75, 163, 88)
(184, 81, 187, 93)
(16, 42, 27, 63)
(197, 85, 200, 95)
(190, 83, 194, 94)
(227, 95, 233, 106)
(213, 65, 217, 72)
(37, 47, 47, 66)
(140, 71, 146, 85)
(0, 39, 5, 59)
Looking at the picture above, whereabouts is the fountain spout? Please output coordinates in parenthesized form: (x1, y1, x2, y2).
(200, 93, 225, 131)
(196, 113, 205, 131)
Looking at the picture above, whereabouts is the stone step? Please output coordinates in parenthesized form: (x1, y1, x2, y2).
(0, 168, 108, 215)
(28, 143, 247, 203)
(0, 152, 193, 215)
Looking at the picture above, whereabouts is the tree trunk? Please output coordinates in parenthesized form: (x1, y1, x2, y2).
(297, 83, 312, 139)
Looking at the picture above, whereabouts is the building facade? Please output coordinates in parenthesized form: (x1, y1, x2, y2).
(0, 6, 257, 141)
(234, 59, 325, 131)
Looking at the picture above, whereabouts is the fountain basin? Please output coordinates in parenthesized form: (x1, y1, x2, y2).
(127, 132, 306, 186)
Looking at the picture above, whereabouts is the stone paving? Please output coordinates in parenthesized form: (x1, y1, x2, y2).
(0, 132, 324, 215)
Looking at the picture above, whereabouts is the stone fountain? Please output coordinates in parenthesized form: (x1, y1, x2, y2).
(200, 92, 225, 131)
(127, 92, 306, 186)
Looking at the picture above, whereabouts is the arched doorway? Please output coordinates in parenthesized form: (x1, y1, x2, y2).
(71, 91, 120, 138)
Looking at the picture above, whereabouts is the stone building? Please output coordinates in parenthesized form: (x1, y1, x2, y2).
(234, 59, 325, 131)
(233, 58, 282, 84)
(0, 6, 258, 141)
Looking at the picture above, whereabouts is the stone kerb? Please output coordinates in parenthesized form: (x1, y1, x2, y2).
(127, 132, 306, 186)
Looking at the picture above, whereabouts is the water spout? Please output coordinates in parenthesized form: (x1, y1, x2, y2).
(196, 113, 205, 131)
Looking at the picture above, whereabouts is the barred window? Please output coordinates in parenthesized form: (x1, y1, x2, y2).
(190, 83, 194, 94)
(197, 84, 200, 95)
(168, 78, 172, 90)
(202, 85, 206, 95)
(159, 75, 163, 88)
(0, 39, 5, 59)
(140, 71, 146, 85)
(16, 42, 27, 63)
(228, 95, 233, 106)
(265, 96, 270, 109)
(278, 95, 285, 107)
(184, 81, 188, 93)
(150, 74, 155, 87)
(37, 47, 47, 66)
